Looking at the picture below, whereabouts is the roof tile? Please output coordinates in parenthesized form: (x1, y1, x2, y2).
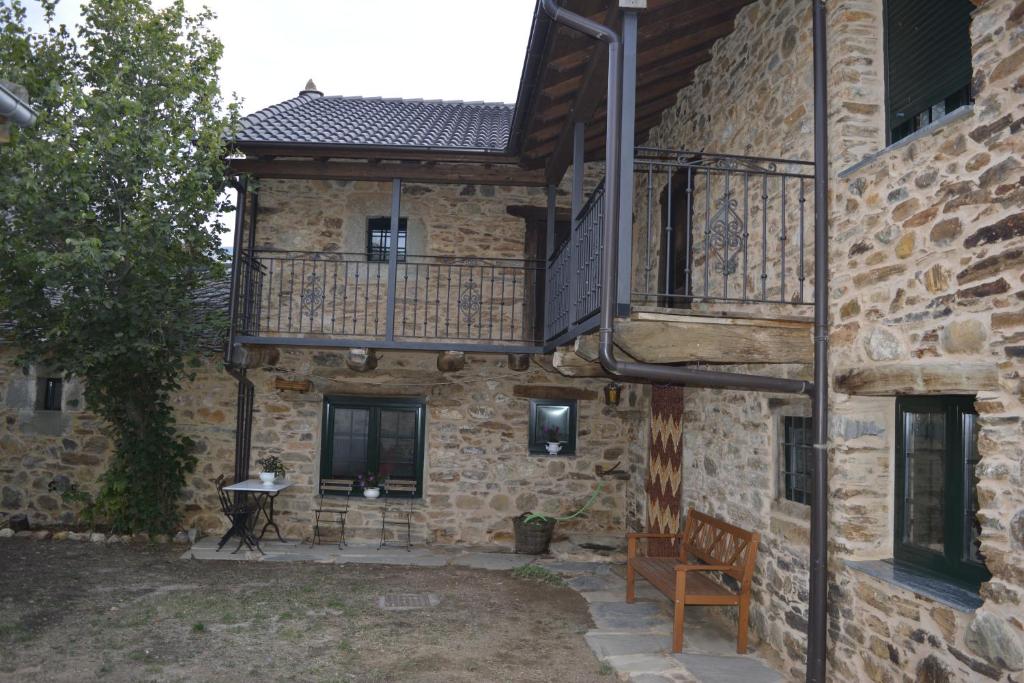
(234, 92, 514, 152)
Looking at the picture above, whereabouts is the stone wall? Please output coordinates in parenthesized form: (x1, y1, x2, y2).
(641, 0, 1024, 680)
(0, 346, 236, 531)
(245, 347, 649, 545)
(1, 341, 649, 546)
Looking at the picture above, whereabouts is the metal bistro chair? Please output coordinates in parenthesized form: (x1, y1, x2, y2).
(311, 478, 354, 548)
(379, 479, 417, 551)
(214, 475, 261, 554)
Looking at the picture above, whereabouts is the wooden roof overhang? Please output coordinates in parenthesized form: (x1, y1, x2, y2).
(510, 0, 758, 184)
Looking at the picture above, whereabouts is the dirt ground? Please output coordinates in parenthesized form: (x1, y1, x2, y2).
(0, 539, 611, 682)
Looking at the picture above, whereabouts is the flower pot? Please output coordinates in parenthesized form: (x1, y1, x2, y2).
(513, 515, 556, 555)
(259, 471, 276, 485)
(545, 441, 563, 455)
(363, 487, 381, 499)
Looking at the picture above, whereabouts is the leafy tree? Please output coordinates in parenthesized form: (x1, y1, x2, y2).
(0, 0, 237, 533)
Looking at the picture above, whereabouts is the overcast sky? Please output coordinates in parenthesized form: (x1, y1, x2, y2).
(25, 0, 538, 245)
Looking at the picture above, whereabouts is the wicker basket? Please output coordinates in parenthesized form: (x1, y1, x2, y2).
(513, 515, 556, 555)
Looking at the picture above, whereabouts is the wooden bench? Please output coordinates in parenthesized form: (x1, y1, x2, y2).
(627, 507, 760, 653)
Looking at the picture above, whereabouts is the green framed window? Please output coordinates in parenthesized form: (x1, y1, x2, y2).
(895, 396, 989, 587)
(321, 396, 425, 496)
(884, 0, 975, 143)
(528, 399, 577, 455)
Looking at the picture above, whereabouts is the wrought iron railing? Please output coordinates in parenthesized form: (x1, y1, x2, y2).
(544, 179, 605, 344)
(633, 148, 815, 309)
(234, 249, 544, 347)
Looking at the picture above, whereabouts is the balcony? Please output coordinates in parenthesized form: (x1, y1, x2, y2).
(546, 149, 816, 373)
(229, 149, 815, 365)
(233, 250, 545, 353)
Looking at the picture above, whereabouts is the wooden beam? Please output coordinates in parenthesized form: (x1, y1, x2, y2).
(506, 204, 573, 222)
(835, 362, 1002, 396)
(513, 384, 599, 401)
(543, 2, 620, 185)
(228, 158, 547, 187)
(613, 316, 813, 364)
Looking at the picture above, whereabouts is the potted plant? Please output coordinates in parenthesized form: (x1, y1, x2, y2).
(356, 472, 382, 498)
(513, 511, 556, 554)
(544, 426, 563, 455)
(256, 456, 286, 484)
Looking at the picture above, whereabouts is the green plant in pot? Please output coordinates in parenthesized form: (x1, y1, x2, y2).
(256, 456, 286, 485)
(514, 483, 606, 555)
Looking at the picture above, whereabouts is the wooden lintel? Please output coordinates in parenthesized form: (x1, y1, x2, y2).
(506, 204, 573, 222)
(614, 317, 813, 364)
(513, 384, 599, 401)
(274, 377, 313, 393)
(228, 158, 547, 187)
(835, 362, 1002, 396)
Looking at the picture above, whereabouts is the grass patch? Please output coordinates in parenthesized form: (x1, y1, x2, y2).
(598, 662, 614, 676)
(191, 622, 205, 633)
(511, 564, 565, 586)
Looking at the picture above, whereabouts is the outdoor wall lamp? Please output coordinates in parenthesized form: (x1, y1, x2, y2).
(603, 382, 622, 406)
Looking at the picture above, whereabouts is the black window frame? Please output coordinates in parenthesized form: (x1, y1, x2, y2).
(36, 377, 63, 412)
(366, 217, 408, 263)
(894, 395, 990, 588)
(527, 399, 577, 455)
(884, 0, 976, 144)
(321, 396, 425, 497)
(780, 415, 813, 506)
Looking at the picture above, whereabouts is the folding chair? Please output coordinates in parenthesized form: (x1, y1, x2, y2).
(379, 479, 417, 551)
(311, 478, 354, 548)
(214, 475, 261, 554)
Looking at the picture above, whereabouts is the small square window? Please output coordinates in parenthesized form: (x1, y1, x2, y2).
(780, 416, 812, 505)
(36, 378, 63, 412)
(366, 217, 408, 263)
(528, 399, 577, 455)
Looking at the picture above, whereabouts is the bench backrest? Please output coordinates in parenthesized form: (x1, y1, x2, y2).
(681, 507, 760, 588)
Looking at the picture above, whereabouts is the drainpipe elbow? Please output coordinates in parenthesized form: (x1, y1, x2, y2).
(598, 329, 624, 377)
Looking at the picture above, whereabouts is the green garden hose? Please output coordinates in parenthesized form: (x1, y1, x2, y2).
(522, 481, 605, 524)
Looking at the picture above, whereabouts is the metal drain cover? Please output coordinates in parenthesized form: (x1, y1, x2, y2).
(377, 592, 441, 611)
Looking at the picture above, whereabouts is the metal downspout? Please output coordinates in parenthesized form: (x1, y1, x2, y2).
(539, 0, 813, 396)
(807, 1, 830, 681)
(224, 178, 249, 367)
(540, 3, 829, 680)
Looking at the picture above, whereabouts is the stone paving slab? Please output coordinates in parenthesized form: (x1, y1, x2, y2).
(630, 672, 697, 683)
(450, 552, 535, 571)
(590, 601, 674, 632)
(533, 559, 613, 575)
(604, 653, 685, 676)
(567, 573, 627, 592)
(671, 653, 783, 683)
(585, 631, 674, 659)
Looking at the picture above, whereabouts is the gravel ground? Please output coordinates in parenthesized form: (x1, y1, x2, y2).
(0, 539, 611, 682)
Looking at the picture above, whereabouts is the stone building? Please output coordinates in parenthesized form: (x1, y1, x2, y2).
(2, 0, 1023, 681)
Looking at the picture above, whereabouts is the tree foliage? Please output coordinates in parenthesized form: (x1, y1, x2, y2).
(0, 0, 237, 533)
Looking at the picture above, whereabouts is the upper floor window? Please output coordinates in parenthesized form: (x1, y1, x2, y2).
(780, 416, 812, 505)
(895, 396, 989, 587)
(36, 377, 62, 411)
(366, 217, 408, 263)
(885, 0, 975, 143)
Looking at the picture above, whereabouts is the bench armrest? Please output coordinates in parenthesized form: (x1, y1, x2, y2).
(676, 563, 734, 573)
